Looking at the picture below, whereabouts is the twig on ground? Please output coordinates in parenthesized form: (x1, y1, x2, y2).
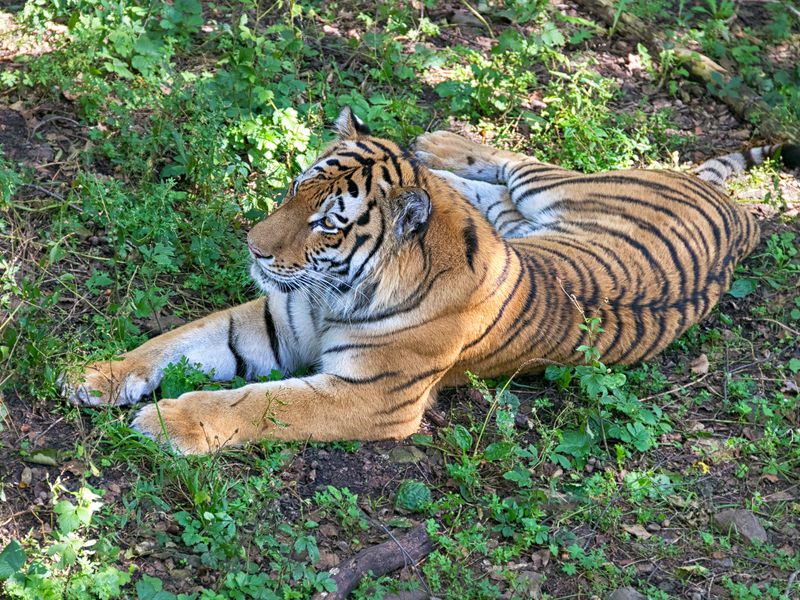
(749, 317, 800, 337)
(312, 523, 433, 600)
(786, 568, 800, 599)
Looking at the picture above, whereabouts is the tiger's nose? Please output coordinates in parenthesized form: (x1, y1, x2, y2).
(247, 237, 273, 261)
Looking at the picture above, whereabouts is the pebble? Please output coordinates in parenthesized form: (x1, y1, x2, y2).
(134, 540, 157, 556)
(19, 467, 32, 489)
(389, 446, 427, 464)
(609, 587, 646, 600)
(713, 508, 768, 545)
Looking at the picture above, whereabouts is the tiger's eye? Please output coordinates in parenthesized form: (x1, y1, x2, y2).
(322, 216, 336, 230)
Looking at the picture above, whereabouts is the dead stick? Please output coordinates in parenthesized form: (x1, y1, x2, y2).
(313, 523, 433, 600)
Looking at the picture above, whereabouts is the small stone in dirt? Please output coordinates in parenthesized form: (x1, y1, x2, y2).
(608, 587, 646, 600)
(20, 467, 32, 489)
(713, 508, 768, 544)
(517, 571, 543, 599)
(171, 569, 191, 579)
(134, 540, 157, 556)
(530, 548, 550, 570)
(389, 446, 427, 464)
(646, 522, 661, 532)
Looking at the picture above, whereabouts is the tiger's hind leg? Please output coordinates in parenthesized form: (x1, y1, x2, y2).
(414, 131, 579, 226)
(430, 169, 538, 238)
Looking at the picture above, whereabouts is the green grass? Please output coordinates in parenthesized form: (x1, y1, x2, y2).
(1, 0, 799, 598)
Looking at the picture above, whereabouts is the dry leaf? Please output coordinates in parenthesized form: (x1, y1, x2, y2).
(690, 353, 709, 375)
(623, 523, 652, 539)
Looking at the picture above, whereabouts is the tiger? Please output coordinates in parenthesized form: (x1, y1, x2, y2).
(64, 107, 799, 454)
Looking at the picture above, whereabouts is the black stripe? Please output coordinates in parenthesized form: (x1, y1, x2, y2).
(347, 177, 359, 197)
(263, 299, 281, 369)
(370, 140, 404, 184)
(331, 370, 400, 385)
(716, 156, 738, 172)
(380, 165, 393, 186)
(322, 342, 383, 355)
(286, 293, 299, 342)
(389, 366, 449, 393)
(463, 251, 525, 351)
(698, 165, 724, 182)
(228, 315, 247, 379)
(463, 216, 479, 271)
(363, 164, 374, 196)
(377, 394, 427, 418)
(349, 217, 384, 282)
(341, 150, 373, 164)
(355, 141, 375, 154)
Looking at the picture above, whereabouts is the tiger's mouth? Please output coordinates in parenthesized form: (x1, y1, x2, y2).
(250, 262, 303, 294)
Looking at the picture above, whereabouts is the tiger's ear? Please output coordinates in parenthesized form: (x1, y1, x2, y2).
(391, 187, 431, 240)
(334, 106, 371, 140)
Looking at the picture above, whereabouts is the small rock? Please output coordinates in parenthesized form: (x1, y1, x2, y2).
(646, 522, 661, 532)
(20, 467, 32, 489)
(171, 569, 191, 579)
(713, 509, 768, 544)
(517, 571, 543, 599)
(389, 446, 427, 464)
(712, 557, 733, 569)
(609, 587, 646, 600)
(134, 540, 157, 556)
(514, 413, 531, 430)
(530, 548, 550, 570)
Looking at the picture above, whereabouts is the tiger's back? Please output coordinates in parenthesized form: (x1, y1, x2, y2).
(508, 168, 759, 366)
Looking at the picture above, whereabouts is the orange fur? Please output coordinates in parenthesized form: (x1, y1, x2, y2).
(65, 110, 759, 453)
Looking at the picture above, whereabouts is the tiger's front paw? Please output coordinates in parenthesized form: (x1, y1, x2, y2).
(62, 360, 154, 406)
(131, 394, 239, 455)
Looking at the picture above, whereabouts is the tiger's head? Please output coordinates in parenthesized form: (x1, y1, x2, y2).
(247, 107, 433, 303)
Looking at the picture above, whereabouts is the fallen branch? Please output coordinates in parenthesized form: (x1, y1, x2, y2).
(313, 523, 433, 600)
(573, 0, 799, 140)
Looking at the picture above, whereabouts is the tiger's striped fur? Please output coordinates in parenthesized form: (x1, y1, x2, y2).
(66, 108, 786, 453)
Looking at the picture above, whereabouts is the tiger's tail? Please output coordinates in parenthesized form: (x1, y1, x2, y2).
(695, 143, 800, 185)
